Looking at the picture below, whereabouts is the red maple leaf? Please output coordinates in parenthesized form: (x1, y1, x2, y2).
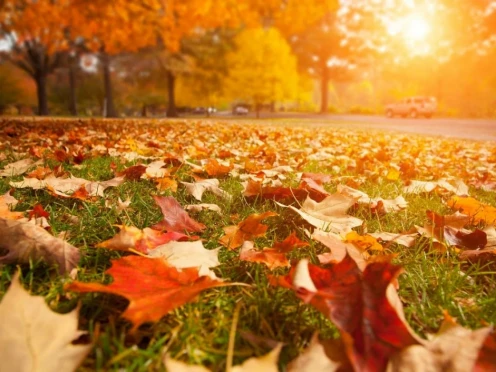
(152, 196, 206, 233)
(270, 255, 419, 371)
(65, 256, 228, 332)
(28, 204, 50, 220)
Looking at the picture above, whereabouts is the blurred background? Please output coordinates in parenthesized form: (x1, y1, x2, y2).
(0, 0, 495, 118)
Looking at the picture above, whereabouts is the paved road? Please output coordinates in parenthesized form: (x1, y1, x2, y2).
(216, 112, 496, 142)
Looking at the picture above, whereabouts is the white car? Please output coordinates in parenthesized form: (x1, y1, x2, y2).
(385, 96, 437, 119)
(233, 106, 249, 115)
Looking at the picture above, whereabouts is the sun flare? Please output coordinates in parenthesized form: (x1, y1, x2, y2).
(404, 15, 430, 42)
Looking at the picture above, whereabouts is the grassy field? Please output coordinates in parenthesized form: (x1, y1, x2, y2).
(1, 117, 495, 371)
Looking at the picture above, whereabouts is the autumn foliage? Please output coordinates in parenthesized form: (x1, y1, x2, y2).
(1, 117, 496, 370)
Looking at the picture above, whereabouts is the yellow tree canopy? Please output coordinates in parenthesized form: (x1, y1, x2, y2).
(226, 27, 299, 107)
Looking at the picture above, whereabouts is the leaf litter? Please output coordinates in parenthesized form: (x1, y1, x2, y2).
(1, 118, 496, 370)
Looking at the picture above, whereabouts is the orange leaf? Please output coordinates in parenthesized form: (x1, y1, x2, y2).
(65, 256, 228, 332)
(239, 241, 289, 269)
(96, 225, 193, 254)
(204, 158, 233, 177)
(447, 196, 496, 225)
(219, 211, 277, 250)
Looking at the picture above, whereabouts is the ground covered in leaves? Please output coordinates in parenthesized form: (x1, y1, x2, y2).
(1, 117, 496, 371)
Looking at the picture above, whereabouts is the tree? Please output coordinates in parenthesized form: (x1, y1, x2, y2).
(226, 28, 299, 118)
(0, 0, 69, 115)
(68, 0, 161, 117)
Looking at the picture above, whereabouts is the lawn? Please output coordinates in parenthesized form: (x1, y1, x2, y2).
(1, 117, 495, 371)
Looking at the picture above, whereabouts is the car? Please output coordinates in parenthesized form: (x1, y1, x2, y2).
(385, 96, 437, 119)
(233, 105, 249, 115)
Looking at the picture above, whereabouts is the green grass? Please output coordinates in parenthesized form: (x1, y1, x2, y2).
(0, 117, 495, 371)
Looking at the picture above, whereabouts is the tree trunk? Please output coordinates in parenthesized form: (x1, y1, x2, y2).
(68, 54, 78, 116)
(320, 65, 329, 114)
(101, 51, 117, 118)
(35, 73, 49, 116)
(166, 69, 178, 117)
(256, 103, 261, 118)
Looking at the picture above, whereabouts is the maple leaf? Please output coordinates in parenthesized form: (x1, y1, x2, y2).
(389, 312, 492, 371)
(0, 190, 24, 220)
(65, 256, 229, 332)
(96, 225, 192, 254)
(204, 158, 233, 177)
(181, 178, 232, 201)
(117, 164, 147, 180)
(0, 158, 42, 177)
(152, 196, 206, 233)
(240, 241, 289, 269)
(447, 196, 496, 225)
(148, 240, 220, 278)
(270, 256, 420, 371)
(404, 178, 469, 196)
(0, 272, 91, 372)
(243, 179, 309, 201)
(0, 218, 80, 274)
(475, 332, 496, 371)
(299, 177, 331, 201)
(10, 175, 124, 199)
(185, 203, 222, 214)
(276, 194, 362, 234)
(219, 211, 278, 250)
(164, 344, 281, 372)
(368, 232, 418, 248)
(287, 333, 351, 371)
(28, 203, 50, 220)
(345, 231, 384, 252)
(337, 185, 407, 213)
(311, 229, 368, 270)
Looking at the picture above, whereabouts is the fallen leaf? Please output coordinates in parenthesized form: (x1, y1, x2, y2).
(345, 231, 384, 252)
(0, 158, 42, 177)
(148, 240, 220, 278)
(368, 232, 417, 248)
(447, 196, 496, 225)
(0, 218, 80, 274)
(28, 203, 50, 220)
(239, 241, 289, 269)
(271, 256, 420, 371)
(10, 175, 124, 199)
(156, 177, 178, 192)
(389, 312, 491, 372)
(219, 211, 278, 250)
(164, 344, 281, 372)
(276, 194, 362, 234)
(404, 178, 469, 196)
(181, 178, 231, 201)
(0, 272, 91, 372)
(0, 190, 23, 219)
(311, 229, 368, 271)
(242, 179, 308, 201)
(152, 196, 206, 233)
(272, 231, 309, 253)
(287, 333, 350, 371)
(444, 227, 487, 250)
(96, 225, 192, 254)
(337, 185, 407, 213)
(65, 255, 229, 332)
(185, 203, 222, 214)
(474, 332, 496, 371)
(204, 158, 233, 177)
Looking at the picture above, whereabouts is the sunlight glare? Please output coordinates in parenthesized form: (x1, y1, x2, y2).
(404, 15, 430, 42)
